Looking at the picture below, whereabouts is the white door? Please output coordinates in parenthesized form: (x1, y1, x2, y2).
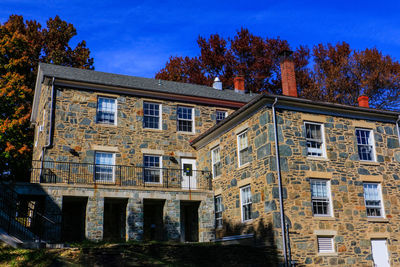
(181, 158, 197, 189)
(371, 239, 390, 267)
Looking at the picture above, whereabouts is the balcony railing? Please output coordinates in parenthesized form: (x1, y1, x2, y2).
(31, 160, 212, 190)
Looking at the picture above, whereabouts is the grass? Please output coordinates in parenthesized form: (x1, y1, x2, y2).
(0, 240, 279, 266)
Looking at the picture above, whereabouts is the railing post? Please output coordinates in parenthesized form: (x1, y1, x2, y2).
(67, 162, 71, 184)
(93, 163, 96, 185)
(119, 165, 122, 186)
(166, 169, 169, 188)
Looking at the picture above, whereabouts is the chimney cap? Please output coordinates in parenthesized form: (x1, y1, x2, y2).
(214, 77, 220, 82)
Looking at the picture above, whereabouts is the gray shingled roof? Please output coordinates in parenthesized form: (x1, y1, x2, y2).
(38, 63, 256, 103)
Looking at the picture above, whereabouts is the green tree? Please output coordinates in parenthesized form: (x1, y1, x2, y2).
(0, 15, 93, 180)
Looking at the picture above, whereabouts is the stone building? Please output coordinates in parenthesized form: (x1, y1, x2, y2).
(23, 63, 254, 243)
(191, 57, 400, 266)
(12, 56, 400, 266)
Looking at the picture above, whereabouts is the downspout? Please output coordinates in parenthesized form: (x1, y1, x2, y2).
(41, 77, 56, 164)
(396, 115, 400, 147)
(272, 97, 288, 267)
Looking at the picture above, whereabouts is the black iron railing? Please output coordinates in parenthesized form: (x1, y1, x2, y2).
(0, 181, 61, 243)
(31, 160, 212, 190)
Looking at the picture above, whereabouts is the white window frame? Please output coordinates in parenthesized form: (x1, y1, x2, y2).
(96, 96, 117, 125)
(143, 154, 162, 184)
(143, 102, 162, 130)
(177, 106, 195, 133)
(237, 130, 249, 167)
(310, 179, 333, 217)
(363, 183, 385, 218)
(317, 236, 335, 253)
(304, 121, 326, 158)
(355, 128, 376, 162)
(240, 185, 252, 222)
(215, 195, 223, 228)
(211, 146, 222, 178)
(216, 110, 228, 124)
(94, 151, 115, 183)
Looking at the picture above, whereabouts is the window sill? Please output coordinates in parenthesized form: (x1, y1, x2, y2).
(143, 128, 162, 132)
(177, 131, 196, 135)
(237, 163, 250, 170)
(313, 216, 335, 221)
(96, 123, 117, 127)
(367, 217, 389, 223)
(213, 175, 222, 180)
(318, 252, 338, 256)
(307, 156, 329, 161)
(242, 219, 253, 224)
(359, 161, 379, 166)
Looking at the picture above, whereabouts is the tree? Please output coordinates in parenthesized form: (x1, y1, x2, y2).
(0, 15, 94, 180)
(156, 28, 311, 94)
(302, 42, 400, 110)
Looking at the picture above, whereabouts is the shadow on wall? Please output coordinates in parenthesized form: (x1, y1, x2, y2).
(217, 218, 282, 266)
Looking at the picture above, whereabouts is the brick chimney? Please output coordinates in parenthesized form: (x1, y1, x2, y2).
(358, 95, 369, 108)
(280, 50, 297, 97)
(234, 76, 245, 94)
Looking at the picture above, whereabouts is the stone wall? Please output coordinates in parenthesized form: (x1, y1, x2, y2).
(33, 86, 235, 170)
(197, 104, 400, 266)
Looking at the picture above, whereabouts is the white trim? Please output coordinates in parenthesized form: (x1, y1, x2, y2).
(304, 121, 327, 158)
(317, 236, 335, 253)
(237, 130, 249, 167)
(355, 128, 376, 162)
(363, 182, 385, 218)
(96, 96, 118, 126)
(240, 185, 252, 222)
(143, 101, 162, 130)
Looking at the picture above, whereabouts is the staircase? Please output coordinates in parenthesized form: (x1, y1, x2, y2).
(0, 181, 57, 248)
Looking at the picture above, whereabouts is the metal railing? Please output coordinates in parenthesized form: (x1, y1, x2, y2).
(31, 160, 212, 190)
(0, 181, 61, 243)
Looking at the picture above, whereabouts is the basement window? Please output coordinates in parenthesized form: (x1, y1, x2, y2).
(317, 236, 334, 253)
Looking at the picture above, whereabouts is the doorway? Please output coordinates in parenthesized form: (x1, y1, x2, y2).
(180, 201, 199, 242)
(143, 199, 165, 241)
(371, 239, 390, 267)
(61, 197, 87, 242)
(181, 158, 197, 189)
(103, 198, 128, 242)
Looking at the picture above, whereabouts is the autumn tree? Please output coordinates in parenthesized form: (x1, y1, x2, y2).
(156, 28, 311, 94)
(302, 42, 400, 110)
(0, 15, 93, 180)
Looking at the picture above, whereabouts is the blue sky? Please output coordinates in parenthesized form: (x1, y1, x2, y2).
(2, 0, 400, 78)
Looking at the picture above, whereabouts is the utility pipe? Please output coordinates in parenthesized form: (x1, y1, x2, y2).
(396, 115, 400, 147)
(272, 97, 288, 267)
(42, 77, 56, 161)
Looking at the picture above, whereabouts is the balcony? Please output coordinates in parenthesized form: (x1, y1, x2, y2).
(31, 160, 212, 190)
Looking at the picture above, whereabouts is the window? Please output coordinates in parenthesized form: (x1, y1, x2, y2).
(215, 196, 223, 228)
(237, 130, 249, 167)
(363, 183, 384, 217)
(95, 152, 115, 182)
(310, 179, 332, 216)
(96, 97, 117, 125)
(177, 106, 194, 132)
(216, 110, 227, 124)
(211, 147, 222, 178)
(356, 129, 375, 161)
(240, 185, 252, 221)
(317, 236, 334, 253)
(143, 102, 161, 129)
(305, 122, 325, 157)
(143, 155, 162, 183)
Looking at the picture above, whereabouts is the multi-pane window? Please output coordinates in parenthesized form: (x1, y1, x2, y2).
(240, 185, 252, 221)
(215, 196, 223, 228)
(363, 183, 384, 217)
(317, 236, 334, 253)
(96, 97, 117, 125)
(356, 129, 375, 161)
(237, 130, 249, 167)
(310, 179, 331, 216)
(305, 122, 325, 157)
(143, 102, 161, 129)
(216, 110, 227, 124)
(177, 106, 194, 132)
(143, 155, 162, 183)
(211, 147, 222, 178)
(95, 152, 115, 182)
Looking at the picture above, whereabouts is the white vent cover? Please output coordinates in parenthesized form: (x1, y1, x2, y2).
(318, 236, 334, 253)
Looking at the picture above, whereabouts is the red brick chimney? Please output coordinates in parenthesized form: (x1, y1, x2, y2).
(234, 76, 245, 94)
(280, 50, 297, 97)
(358, 95, 369, 108)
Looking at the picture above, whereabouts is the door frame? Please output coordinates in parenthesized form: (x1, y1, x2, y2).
(180, 158, 197, 189)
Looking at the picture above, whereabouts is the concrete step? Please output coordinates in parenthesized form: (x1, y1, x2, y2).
(0, 227, 23, 248)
